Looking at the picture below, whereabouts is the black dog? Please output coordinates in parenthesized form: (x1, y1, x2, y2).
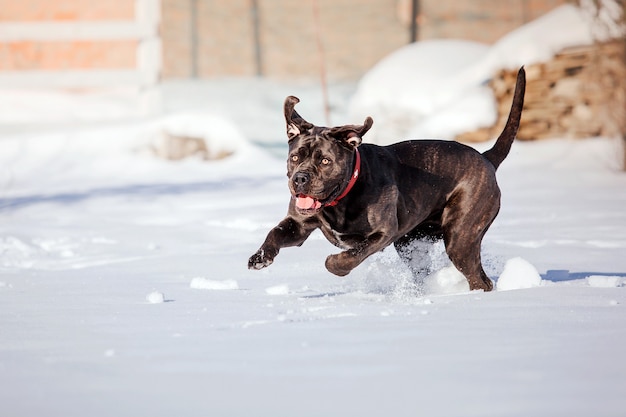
(249, 67, 526, 291)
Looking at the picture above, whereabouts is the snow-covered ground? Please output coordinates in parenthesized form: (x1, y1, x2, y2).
(1, 5, 626, 417)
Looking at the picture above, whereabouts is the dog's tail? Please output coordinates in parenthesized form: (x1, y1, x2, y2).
(482, 66, 526, 170)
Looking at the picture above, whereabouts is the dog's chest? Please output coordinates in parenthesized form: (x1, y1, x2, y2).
(317, 208, 374, 250)
(319, 224, 367, 250)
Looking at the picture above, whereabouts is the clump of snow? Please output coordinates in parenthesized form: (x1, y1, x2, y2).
(425, 265, 471, 294)
(265, 284, 290, 295)
(587, 275, 625, 288)
(497, 257, 544, 291)
(146, 291, 165, 304)
(189, 277, 239, 290)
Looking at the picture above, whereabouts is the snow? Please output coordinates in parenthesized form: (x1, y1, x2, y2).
(1, 5, 626, 417)
(265, 284, 290, 295)
(587, 275, 625, 288)
(349, 39, 494, 143)
(349, 4, 623, 144)
(483, 4, 598, 71)
(189, 277, 240, 290)
(146, 291, 165, 304)
(496, 257, 544, 291)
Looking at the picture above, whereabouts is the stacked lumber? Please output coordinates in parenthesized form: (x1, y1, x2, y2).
(457, 40, 626, 142)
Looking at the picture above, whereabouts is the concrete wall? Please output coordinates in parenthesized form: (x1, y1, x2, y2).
(411, 0, 569, 43)
(161, 0, 407, 80)
(160, 0, 569, 80)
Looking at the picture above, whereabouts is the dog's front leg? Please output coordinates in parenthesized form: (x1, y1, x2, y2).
(248, 216, 317, 270)
(325, 233, 390, 276)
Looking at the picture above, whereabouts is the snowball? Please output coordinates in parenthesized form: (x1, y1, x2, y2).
(496, 257, 543, 291)
(265, 284, 290, 295)
(189, 277, 239, 290)
(147, 242, 160, 250)
(146, 291, 165, 304)
(426, 265, 471, 294)
(586, 276, 624, 288)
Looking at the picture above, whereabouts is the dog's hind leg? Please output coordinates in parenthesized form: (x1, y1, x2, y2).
(441, 206, 497, 292)
(445, 235, 493, 291)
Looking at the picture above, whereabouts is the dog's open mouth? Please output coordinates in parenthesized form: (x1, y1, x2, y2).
(293, 184, 342, 214)
(295, 195, 322, 213)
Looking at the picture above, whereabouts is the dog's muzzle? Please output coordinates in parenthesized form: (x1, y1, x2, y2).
(290, 171, 323, 215)
(292, 172, 310, 193)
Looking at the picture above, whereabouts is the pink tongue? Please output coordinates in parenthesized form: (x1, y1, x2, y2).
(296, 196, 320, 210)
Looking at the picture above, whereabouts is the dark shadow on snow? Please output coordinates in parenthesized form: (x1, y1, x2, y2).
(542, 269, 626, 282)
(0, 175, 283, 212)
(299, 292, 347, 299)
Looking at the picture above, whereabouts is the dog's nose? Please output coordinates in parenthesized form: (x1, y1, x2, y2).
(293, 172, 310, 187)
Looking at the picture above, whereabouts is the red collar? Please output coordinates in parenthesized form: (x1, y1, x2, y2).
(325, 148, 360, 207)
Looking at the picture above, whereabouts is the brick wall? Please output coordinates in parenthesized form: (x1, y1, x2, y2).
(0, 0, 160, 89)
(0, 0, 135, 21)
(161, 0, 569, 81)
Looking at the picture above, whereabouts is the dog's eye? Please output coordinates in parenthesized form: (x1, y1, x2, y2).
(321, 158, 331, 165)
(291, 155, 299, 163)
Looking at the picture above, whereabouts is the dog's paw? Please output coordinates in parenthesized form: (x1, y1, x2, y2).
(325, 253, 352, 277)
(248, 249, 274, 270)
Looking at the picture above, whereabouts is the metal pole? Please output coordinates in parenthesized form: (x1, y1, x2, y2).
(312, 0, 331, 126)
(190, 0, 199, 78)
(410, 0, 419, 43)
(251, 0, 263, 76)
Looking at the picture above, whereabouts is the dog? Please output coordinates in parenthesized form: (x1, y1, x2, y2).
(248, 67, 526, 291)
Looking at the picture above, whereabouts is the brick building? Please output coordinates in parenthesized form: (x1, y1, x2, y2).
(0, 0, 570, 88)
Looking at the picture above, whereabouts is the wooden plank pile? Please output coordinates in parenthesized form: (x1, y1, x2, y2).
(457, 40, 626, 142)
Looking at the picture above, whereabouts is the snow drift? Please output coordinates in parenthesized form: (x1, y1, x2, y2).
(349, 4, 612, 144)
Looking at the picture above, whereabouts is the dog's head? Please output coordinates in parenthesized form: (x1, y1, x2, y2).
(284, 96, 373, 216)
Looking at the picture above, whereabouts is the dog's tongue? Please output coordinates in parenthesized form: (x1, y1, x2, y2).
(296, 195, 321, 210)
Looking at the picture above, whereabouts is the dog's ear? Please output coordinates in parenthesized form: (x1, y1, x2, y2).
(284, 96, 314, 140)
(327, 117, 373, 148)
